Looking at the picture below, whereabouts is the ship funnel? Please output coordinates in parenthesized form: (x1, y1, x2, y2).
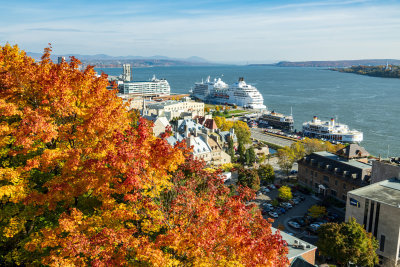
(238, 77, 244, 82)
(313, 116, 317, 122)
(331, 118, 335, 126)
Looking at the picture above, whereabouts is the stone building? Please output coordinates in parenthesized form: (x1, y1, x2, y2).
(298, 148, 372, 202)
(371, 158, 400, 184)
(146, 98, 204, 120)
(346, 178, 400, 266)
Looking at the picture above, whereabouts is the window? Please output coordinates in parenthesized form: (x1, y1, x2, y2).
(380, 235, 385, 252)
(315, 183, 319, 189)
(363, 199, 369, 229)
(331, 190, 337, 197)
(343, 183, 346, 189)
(368, 201, 375, 232)
(373, 203, 380, 238)
(311, 170, 314, 176)
(335, 180, 338, 186)
(323, 176, 329, 182)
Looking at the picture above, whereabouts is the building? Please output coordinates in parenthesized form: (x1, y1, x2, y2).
(272, 228, 317, 266)
(119, 75, 170, 95)
(298, 147, 372, 202)
(371, 158, 400, 184)
(147, 99, 204, 120)
(166, 131, 231, 165)
(143, 115, 170, 137)
(122, 64, 132, 82)
(346, 178, 400, 266)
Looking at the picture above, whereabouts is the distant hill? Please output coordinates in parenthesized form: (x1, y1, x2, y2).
(25, 52, 214, 67)
(249, 59, 400, 68)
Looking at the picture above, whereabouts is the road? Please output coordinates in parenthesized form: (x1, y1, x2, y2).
(250, 128, 295, 148)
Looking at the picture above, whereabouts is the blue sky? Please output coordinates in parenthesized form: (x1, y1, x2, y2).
(1, 0, 400, 63)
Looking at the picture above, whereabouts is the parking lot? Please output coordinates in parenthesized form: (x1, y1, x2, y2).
(253, 184, 344, 243)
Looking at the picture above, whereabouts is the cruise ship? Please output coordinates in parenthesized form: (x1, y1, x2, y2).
(258, 110, 294, 132)
(191, 77, 266, 109)
(302, 116, 363, 143)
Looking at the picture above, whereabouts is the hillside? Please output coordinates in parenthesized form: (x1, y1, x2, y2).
(249, 59, 400, 68)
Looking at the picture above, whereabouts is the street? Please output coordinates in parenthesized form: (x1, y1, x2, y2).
(250, 128, 295, 147)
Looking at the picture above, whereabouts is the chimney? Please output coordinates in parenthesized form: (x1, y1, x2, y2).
(330, 118, 335, 127)
(313, 116, 317, 122)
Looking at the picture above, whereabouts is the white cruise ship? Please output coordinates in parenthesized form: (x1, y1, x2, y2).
(191, 77, 266, 109)
(302, 116, 363, 143)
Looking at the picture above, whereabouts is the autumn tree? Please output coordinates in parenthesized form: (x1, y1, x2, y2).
(0, 45, 289, 266)
(317, 218, 378, 266)
(277, 147, 295, 179)
(308, 205, 327, 218)
(278, 186, 292, 201)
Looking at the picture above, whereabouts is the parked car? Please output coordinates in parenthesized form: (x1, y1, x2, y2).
(294, 218, 306, 227)
(269, 211, 279, 218)
(268, 184, 276, 190)
(276, 207, 286, 214)
(281, 202, 293, 209)
(262, 188, 270, 193)
(292, 198, 300, 205)
(288, 221, 301, 229)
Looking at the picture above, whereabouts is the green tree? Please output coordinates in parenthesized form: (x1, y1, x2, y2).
(238, 141, 246, 163)
(277, 147, 295, 179)
(317, 218, 379, 266)
(245, 149, 251, 165)
(248, 147, 256, 164)
(278, 186, 292, 201)
(223, 109, 229, 115)
(227, 137, 235, 161)
(237, 168, 260, 191)
(258, 164, 275, 184)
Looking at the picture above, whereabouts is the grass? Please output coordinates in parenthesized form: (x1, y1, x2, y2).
(259, 141, 284, 151)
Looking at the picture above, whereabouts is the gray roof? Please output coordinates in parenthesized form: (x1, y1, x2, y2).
(290, 257, 316, 267)
(177, 119, 204, 133)
(349, 178, 400, 207)
(313, 151, 371, 170)
(271, 228, 316, 260)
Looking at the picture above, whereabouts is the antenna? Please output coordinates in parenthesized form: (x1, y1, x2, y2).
(290, 106, 293, 117)
(387, 144, 390, 158)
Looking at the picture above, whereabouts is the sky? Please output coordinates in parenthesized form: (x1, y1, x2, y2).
(1, 0, 400, 63)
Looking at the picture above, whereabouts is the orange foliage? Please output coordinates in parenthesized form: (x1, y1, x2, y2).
(0, 44, 288, 266)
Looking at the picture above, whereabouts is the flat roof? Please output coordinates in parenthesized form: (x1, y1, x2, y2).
(271, 228, 316, 260)
(314, 151, 371, 169)
(349, 178, 400, 207)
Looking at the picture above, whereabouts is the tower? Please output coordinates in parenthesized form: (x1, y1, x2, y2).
(57, 56, 65, 64)
(122, 64, 132, 82)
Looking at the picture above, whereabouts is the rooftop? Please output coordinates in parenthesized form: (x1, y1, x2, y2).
(313, 151, 371, 170)
(349, 178, 400, 207)
(271, 228, 316, 260)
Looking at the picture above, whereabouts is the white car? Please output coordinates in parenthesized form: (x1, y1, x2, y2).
(269, 211, 279, 218)
(288, 221, 301, 229)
